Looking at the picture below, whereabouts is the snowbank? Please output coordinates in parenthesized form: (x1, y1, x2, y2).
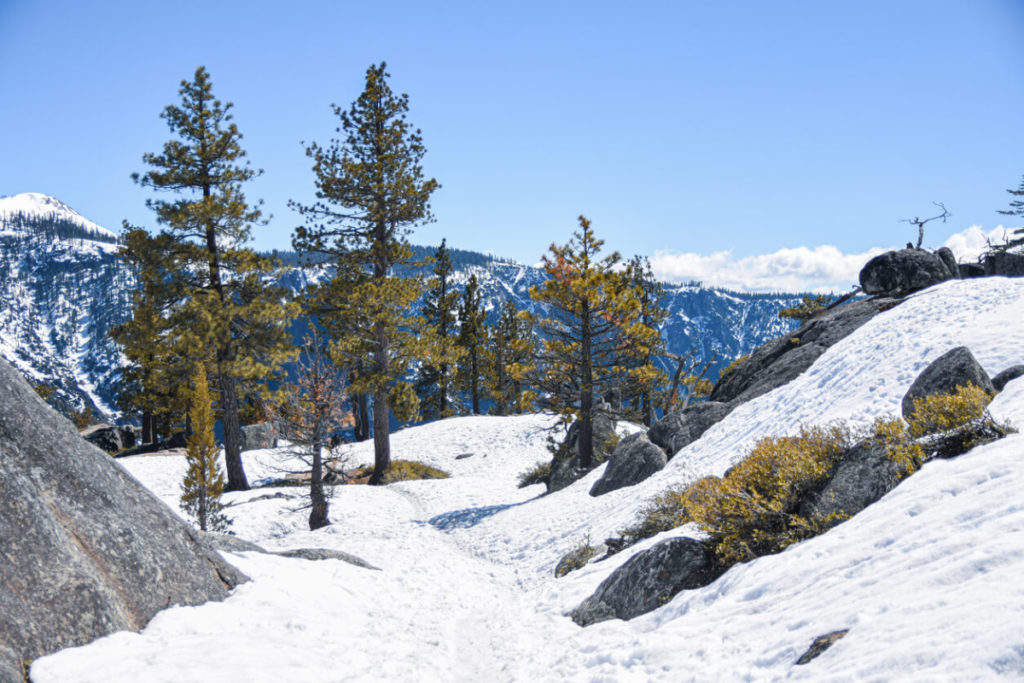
(32, 278, 1024, 681)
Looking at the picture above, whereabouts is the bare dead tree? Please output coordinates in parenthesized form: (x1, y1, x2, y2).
(901, 202, 950, 249)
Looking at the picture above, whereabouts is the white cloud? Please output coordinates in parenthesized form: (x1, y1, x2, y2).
(650, 245, 887, 293)
(941, 225, 1011, 263)
(649, 224, 1017, 293)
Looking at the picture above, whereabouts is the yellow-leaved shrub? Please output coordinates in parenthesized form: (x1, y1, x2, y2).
(906, 383, 994, 438)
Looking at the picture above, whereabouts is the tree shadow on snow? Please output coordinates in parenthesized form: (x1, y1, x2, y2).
(428, 500, 532, 530)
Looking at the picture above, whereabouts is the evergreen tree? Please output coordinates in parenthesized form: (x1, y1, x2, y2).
(489, 299, 537, 415)
(997, 175, 1024, 252)
(273, 329, 349, 531)
(292, 62, 438, 485)
(529, 216, 660, 468)
(112, 228, 190, 443)
(181, 363, 230, 532)
(622, 255, 669, 427)
(415, 239, 464, 419)
(456, 273, 489, 414)
(126, 66, 297, 491)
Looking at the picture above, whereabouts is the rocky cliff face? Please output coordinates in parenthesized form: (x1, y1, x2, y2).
(0, 193, 806, 422)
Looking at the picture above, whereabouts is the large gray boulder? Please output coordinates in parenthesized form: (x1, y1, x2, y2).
(711, 297, 898, 405)
(0, 357, 247, 676)
(81, 423, 123, 453)
(570, 537, 719, 626)
(648, 401, 734, 457)
(799, 438, 914, 523)
(589, 432, 668, 496)
(859, 248, 958, 296)
(901, 346, 995, 421)
(241, 421, 279, 451)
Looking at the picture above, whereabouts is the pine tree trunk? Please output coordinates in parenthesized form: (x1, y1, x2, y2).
(471, 351, 481, 414)
(309, 418, 329, 530)
(142, 411, 154, 444)
(353, 391, 370, 442)
(439, 362, 448, 417)
(218, 364, 249, 491)
(368, 386, 390, 485)
(642, 391, 652, 428)
(579, 303, 594, 469)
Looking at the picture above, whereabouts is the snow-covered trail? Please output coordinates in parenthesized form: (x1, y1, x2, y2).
(31, 278, 1024, 681)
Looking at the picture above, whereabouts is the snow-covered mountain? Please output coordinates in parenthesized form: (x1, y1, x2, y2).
(0, 193, 804, 421)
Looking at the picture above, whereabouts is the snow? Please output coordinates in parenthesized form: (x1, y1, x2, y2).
(31, 277, 1024, 681)
(0, 192, 118, 241)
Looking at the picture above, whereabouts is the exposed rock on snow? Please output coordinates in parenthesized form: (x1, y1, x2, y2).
(547, 410, 617, 492)
(81, 423, 137, 453)
(992, 364, 1024, 392)
(795, 629, 849, 665)
(648, 401, 734, 457)
(710, 297, 899, 404)
(799, 438, 914, 523)
(589, 432, 667, 496)
(240, 421, 279, 451)
(0, 357, 247, 674)
(859, 247, 958, 296)
(901, 346, 995, 420)
(201, 531, 381, 570)
(983, 250, 1024, 277)
(570, 537, 719, 626)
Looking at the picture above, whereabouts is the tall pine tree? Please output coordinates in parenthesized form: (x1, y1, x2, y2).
(622, 255, 669, 427)
(489, 299, 537, 415)
(456, 273, 488, 414)
(529, 216, 660, 469)
(415, 239, 464, 419)
(292, 62, 438, 485)
(127, 66, 297, 491)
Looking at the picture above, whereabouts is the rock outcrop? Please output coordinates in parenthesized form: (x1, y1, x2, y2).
(983, 251, 1024, 277)
(570, 537, 720, 626)
(241, 421, 279, 451)
(859, 248, 958, 297)
(589, 432, 668, 497)
(711, 298, 899, 405)
(901, 346, 995, 421)
(648, 401, 734, 458)
(799, 439, 913, 524)
(81, 424, 137, 454)
(992, 364, 1024, 392)
(0, 357, 247, 676)
(547, 410, 618, 493)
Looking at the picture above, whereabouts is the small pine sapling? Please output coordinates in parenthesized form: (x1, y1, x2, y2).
(181, 364, 231, 532)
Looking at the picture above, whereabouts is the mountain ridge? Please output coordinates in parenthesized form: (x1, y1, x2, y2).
(0, 193, 804, 422)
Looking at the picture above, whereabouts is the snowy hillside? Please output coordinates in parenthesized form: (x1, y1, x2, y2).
(0, 193, 804, 423)
(0, 193, 118, 242)
(32, 277, 1024, 681)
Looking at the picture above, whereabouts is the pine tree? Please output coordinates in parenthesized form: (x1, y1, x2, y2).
(622, 255, 669, 427)
(181, 363, 231, 532)
(529, 216, 660, 469)
(127, 66, 297, 491)
(456, 273, 489, 414)
(292, 62, 438, 485)
(111, 227, 190, 443)
(273, 329, 350, 531)
(489, 299, 537, 415)
(415, 239, 464, 419)
(996, 175, 1024, 252)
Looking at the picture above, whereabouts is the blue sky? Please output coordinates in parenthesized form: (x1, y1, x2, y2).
(2, 0, 1023, 290)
